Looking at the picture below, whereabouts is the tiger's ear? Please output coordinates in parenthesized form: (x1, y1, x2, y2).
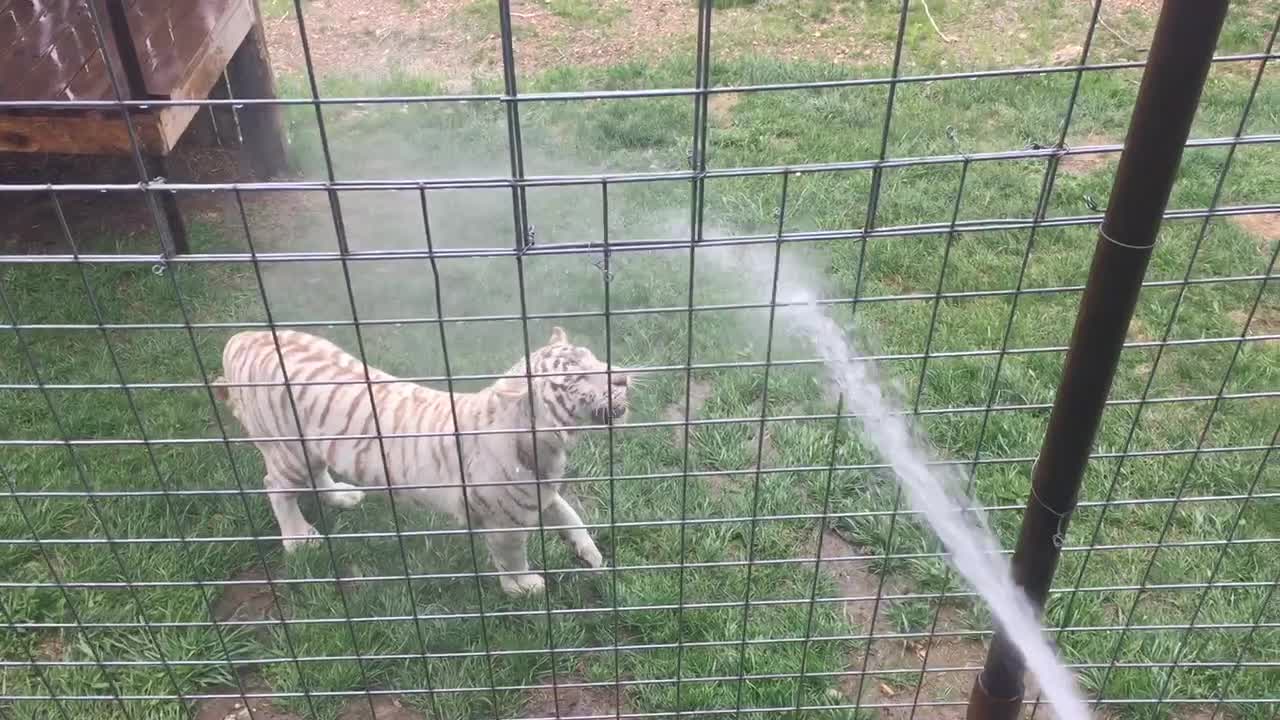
(549, 326, 568, 345)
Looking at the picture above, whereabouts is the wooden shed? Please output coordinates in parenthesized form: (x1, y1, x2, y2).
(0, 0, 289, 253)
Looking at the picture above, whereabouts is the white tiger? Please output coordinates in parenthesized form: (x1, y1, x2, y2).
(213, 327, 630, 595)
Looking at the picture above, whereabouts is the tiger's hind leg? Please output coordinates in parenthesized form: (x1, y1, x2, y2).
(264, 471, 321, 552)
(258, 445, 336, 552)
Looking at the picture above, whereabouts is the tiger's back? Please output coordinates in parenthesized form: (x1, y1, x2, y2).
(215, 330, 465, 493)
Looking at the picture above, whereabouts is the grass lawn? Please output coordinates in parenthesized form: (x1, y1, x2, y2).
(2, 3, 1279, 720)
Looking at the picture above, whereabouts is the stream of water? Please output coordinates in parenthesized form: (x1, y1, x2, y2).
(782, 293, 1089, 720)
(715, 245, 1091, 720)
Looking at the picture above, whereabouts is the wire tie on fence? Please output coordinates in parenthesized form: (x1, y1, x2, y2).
(1083, 193, 1105, 213)
(1029, 455, 1070, 548)
(945, 125, 972, 162)
(592, 256, 614, 283)
(1099, 223, 1155, 251)
(1031, 486, 1070, 549)
(152, 260, 167, 276)
(584, 232, 613, 282)
(518, 224, 538, 255)
(588, 241, 613, 282)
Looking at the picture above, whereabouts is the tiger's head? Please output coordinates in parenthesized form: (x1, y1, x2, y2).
(491, 327, 632, 428)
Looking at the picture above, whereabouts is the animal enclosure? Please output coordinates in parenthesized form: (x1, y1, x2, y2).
(1, 2, 1278, 720)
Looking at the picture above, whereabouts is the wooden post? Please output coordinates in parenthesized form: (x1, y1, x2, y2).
(91, 0, 191, 255)
(186, 73, 241, 148)
(144, 155, 191, 255)
(226, 1, 289, 178)
(210, 73, 244, 148)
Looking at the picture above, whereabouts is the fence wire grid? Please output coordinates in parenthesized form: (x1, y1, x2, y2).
(1, 1, 1278, 720)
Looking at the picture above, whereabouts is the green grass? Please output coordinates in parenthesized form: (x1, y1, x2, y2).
(2, 26, 1279, 720)
(545, 0, 629, 26)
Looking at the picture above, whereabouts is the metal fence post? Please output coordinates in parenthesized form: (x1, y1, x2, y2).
(965, 2, 1231, 720)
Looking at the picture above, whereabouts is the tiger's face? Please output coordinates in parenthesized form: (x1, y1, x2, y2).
(496, 327, 632, 427)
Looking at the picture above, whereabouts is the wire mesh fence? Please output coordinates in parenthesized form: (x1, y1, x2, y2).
(1, 1, 1278, 720)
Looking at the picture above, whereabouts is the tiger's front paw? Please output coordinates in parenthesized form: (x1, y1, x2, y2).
(282, 524, 321, 552)
(574, 541, 604, 570)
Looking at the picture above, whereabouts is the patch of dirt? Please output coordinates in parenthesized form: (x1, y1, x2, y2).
(749, 424, 778, 467)
(1224, 212, 1279, 315)
(1230, 213, 1280, 256)
(663, 378, 713, 448)
(819, 529, 897, 630)
(195, 679, 303, 720)
(1050, 44, 1083, 66)
(263, 0, 474, 88)
(337, 695, 430, 720)
(520, 677, 628, 719)
(865, 636, 986, 720)
(1060, 134, 1120, 177)
(1165, 706, 1227, 720)
(702, 470, 737, 499)
(1229, 307, 1280, 336)
(819, 531, 989, 720)
(34, 635, 66, 661)
(708, 92, 741, 129)
(1125, 316, 1153, 343)
(213, 567, 283, 630)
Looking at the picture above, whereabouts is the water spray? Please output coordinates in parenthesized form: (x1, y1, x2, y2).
(711, 5, 1231, 719)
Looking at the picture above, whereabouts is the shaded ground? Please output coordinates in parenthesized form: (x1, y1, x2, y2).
(0, 143, 252, 254)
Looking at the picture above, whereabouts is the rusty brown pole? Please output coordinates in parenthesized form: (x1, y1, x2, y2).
(965, 2, 1229, 720)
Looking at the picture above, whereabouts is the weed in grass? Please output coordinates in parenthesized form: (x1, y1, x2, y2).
(887, 599, 934, 636)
